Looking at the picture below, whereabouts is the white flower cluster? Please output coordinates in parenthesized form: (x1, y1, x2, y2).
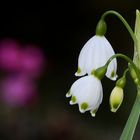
(66, 35, 117, 117)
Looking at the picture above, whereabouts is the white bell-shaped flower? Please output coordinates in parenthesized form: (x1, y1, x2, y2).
(66, 75, 103, 117)
(75, 35, 117, 81)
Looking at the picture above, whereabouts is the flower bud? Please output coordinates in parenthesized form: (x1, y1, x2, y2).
(109, 86, 124, 112)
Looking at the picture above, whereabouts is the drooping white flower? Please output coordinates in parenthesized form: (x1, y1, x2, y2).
(66, 75, 103, 117)
(75, 35, 117, 81)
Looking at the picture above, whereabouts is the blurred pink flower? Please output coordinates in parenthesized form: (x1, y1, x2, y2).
(0, 39, 45, 107)
(0, 39, 45, 78)
(0, 75, 37, 107)
(20, 46, 44, 77)
(0, 39, 21, 71)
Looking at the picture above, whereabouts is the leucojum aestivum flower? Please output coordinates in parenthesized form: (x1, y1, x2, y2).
(66, 10, 140, 140)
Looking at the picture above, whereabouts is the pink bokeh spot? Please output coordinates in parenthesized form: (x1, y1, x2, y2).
(0, 75, 37, 107)
(0, 39, 45, 107)
(21, 46, 44, 76)
(0, 39, 21, 71)
(0, 39, 45, 77)
(20, 46, 44, 77)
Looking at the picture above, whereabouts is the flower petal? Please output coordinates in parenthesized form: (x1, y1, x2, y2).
(69, 75, 103, 114)
(76, 35, 117, 80)
(101, 37, 117, 80)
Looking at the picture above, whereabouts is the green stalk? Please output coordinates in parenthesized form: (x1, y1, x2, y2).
(120, 90, 140, 140)
(106, 53, 140, 83)
(100, 10, 140, 140)
(101, 10, 137, 44)
(105, 53, 140, 140)
(120, 9, 140, 140)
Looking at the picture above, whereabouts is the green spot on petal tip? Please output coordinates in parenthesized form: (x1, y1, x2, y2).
(111, 71, 115, 78)
(71, 96, 76, 103)
(77, 67, 81, 74)
(81, 102, 88, 110)
(113, 103, 119, 109)
(110, 103, 120, 113)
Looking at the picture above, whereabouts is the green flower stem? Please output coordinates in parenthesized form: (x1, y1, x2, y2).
(100, 10, 140, 140)
(123, 68, 129, 77)
(106, 53, 140, 83)
(119, 10, 140, 140)
(101, 10, 137, 45)
(120, 89, 140, 140)
(105, 53, 140, 140)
